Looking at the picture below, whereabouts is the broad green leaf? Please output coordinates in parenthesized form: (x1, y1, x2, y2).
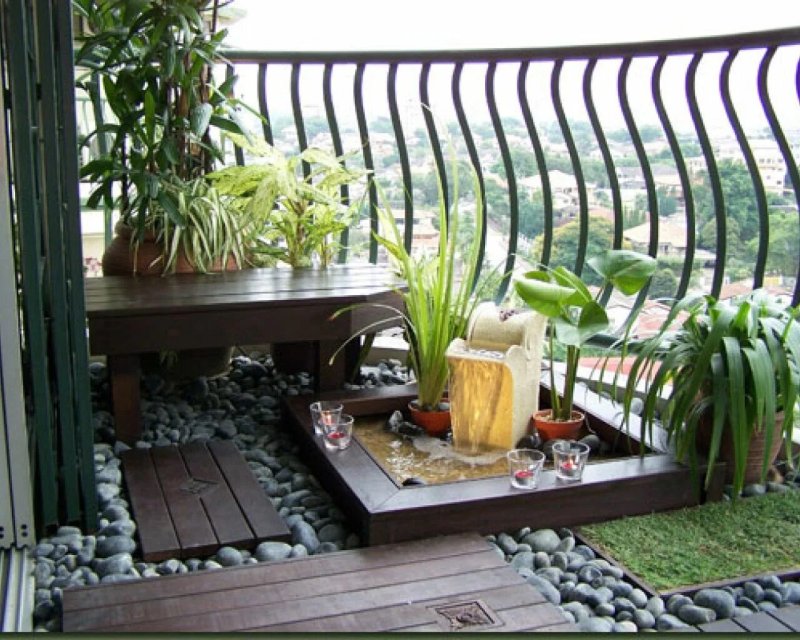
(554, 301, 609, 347)
(190, 103, 213, 138)
(588, 249, 657, 295)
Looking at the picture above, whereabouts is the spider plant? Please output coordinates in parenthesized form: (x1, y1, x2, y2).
(610, 289, 800, 495)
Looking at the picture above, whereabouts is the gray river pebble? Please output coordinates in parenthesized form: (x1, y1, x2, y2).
(30, 354, 800, 633)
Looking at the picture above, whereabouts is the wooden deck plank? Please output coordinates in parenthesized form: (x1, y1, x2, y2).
(263, 584, 547, 633)
(179, 442, 254, 548)
(150, 446, 219, 558)
(96, 567, 526, 632)
(769, 605, 800, 631)
(734, 610, 794, 632)
(63, 533, 575, 633)
(697, 618, 747, 632)
(402, 601, 569, 633)
(68, 548, 506, 631)
(208, 440, 290, 542)
(118, 448, 178, 563)
(63, 534, 488, 612)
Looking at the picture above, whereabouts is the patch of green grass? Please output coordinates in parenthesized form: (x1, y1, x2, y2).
(580, 490, 800, 591)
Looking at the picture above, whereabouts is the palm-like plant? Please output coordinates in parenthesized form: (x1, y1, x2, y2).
(74, 0, 251, 272)
(612, 289, 800, 495)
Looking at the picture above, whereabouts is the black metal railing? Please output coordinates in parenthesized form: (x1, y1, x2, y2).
(221, 27, 800, 305)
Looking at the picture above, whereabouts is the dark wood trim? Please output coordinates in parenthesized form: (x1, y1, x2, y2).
(283, 382, 723, 545)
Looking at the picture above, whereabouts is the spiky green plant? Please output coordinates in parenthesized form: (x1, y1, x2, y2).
(332, 153, 497, 411)
(612, 289, 800, 495)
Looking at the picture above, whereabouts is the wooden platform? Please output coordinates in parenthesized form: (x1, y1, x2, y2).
(62, 533, 575, 633)
(283, 385, 721, 546)
(120, 441, 290, 562)
(84, 263, 403, 443)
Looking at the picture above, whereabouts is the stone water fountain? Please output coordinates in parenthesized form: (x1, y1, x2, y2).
(446, 303, 547, 453)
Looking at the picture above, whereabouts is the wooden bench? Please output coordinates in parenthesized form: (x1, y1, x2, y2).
(62, 532, 576, 633)
(84, 263, 403, 444)
(120, 440, 290, 562)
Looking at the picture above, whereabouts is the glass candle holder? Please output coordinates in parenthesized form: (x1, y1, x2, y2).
(507, 448, 546, 489)
(323, 413, 354, 451)
(552, 440, 590, 482)
(309, 401, 343, 436)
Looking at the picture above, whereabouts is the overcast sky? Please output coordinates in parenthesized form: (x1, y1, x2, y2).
(226, 0, 800, 50)
(222, 1, 799, 135)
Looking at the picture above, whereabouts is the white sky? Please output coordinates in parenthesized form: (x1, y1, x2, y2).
(226, 0, 800, 50)
(221, 1, 800, 136)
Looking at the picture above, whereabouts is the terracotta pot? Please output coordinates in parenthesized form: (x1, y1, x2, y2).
(697, 411, 786, 485)
(532, 409, 584, 442)
(408, 400, 451, 437)
(102, 221, 238, 276)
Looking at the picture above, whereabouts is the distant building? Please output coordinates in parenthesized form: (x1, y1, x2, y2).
(623, 217, 715, 265)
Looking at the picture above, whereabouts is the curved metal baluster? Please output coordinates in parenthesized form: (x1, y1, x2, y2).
(620, 57, 658, 254)
(420, 62, 449, 216)
(721, 49, 769, 289)
(518, 61, 553, 266)
(585, 59, 622, 249)
(452, 63, 487, 282)
(323, 63, 351, 262)
(653, 55, 695, 300)
(552, 60, 589, 275)
(290, 63, 310, 178)
(487, 62, 517, 299)
(687, 52, 726, 298)
(758, 46, 800, 304)
(619, 57, 657, 317)
(257, 63, 273, 144)
(584, 58, 621, 308)
(388, 63, 414, 252)
(226, 64, 244, 166)
(354, 63, 379, 263)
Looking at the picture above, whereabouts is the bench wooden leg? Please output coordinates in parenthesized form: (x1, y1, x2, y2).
(316, 339, 361, 391)
(107, 354, 143, 445)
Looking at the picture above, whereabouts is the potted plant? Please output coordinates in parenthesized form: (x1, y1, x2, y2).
(383, 166, 497, 435)
(513, 249, 656, 441)
(333, 155, 495, 436)
(207, 134, 369, 269)
(74, 0, 252, 275)
(609, 289, 800, 496)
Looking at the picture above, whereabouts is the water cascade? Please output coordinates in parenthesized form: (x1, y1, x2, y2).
(446, 303, 546, 452)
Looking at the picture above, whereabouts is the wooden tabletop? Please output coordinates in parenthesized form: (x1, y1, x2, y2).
(84, 263, 404, 317)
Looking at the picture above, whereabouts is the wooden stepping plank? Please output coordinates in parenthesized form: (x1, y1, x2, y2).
(208, 440, 288, 539)
(62, 533, 576, 633)
(770, 605, 800, 631)
(120, 442, 289, 562)
(734, 609, 794, 632)
(698, 618, 746, 632)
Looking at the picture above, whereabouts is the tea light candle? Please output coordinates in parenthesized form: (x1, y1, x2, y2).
(552, 440, 590, 482)
(513, 468, 536, 488)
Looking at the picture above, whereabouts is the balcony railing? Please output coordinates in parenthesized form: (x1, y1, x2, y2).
(216, 27, 800, 306)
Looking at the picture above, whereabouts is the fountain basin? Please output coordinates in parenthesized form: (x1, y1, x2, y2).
(284, 381, 725, 546)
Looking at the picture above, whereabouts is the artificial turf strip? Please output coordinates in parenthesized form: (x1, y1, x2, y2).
(579, 490, 800, 591)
